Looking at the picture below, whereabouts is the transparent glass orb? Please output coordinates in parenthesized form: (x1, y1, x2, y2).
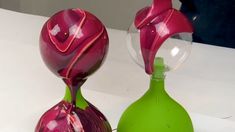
(127, 23, 192, 72)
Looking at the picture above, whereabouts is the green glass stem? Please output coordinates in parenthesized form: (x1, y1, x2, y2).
(63, 86, 89, 110)
(117, 57, 194, 132)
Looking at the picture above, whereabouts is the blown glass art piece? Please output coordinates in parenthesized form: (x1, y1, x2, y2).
(118, 0, 194, 131)
(35, 9, 112, 132)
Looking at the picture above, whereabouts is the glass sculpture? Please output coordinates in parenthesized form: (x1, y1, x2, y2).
(35, 9, 112, 132)
(117, 0, 194, 131)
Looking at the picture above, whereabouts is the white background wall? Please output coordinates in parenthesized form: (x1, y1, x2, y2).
(0, 0, 181, 30)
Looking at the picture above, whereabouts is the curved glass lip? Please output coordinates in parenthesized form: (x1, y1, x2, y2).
(126, 32, 145, 69)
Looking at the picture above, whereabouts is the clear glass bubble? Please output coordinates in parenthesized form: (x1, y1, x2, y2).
(127, 23, 192, 72)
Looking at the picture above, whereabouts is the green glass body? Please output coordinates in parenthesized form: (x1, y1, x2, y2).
(117, 58, 194, 132)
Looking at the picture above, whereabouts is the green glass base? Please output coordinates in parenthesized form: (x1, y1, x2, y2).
(117, 58, 194, 132)
(63, 86, 88, 110)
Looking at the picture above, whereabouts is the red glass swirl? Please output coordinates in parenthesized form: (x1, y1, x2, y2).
(40, 8, 108, 83)
(36, 101, 111, 132)
(135, 0, 193, 74)
(36, 9, 111, 132)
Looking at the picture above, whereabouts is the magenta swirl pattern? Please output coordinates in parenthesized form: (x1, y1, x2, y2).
(36, 101, 111, 132)
(40, 9, 108, 81)
(36, 8, 111, 132)
(135, 0, 193, 74)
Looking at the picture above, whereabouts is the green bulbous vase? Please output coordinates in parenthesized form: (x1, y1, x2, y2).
(117, 58, 194, 132)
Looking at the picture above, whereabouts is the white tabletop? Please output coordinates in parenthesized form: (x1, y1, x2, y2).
(0, 8, 235, 131)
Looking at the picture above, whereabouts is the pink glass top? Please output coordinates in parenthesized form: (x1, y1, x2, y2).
(134, 0, 193, 74)
(40, 8, 109, 101)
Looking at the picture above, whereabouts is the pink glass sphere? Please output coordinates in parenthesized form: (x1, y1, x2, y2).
(40, 9, 109, 82)
(36, 8, 111, 132)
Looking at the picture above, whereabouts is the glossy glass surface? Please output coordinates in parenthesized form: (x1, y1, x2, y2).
(118, 58, 193, 132)
(118, 0, 194, 132)
(36, 8, 111, 132)
(36, 101, 111, 132)
(40, 9, 108, 82)
(127, 23, 192, 72)
(40, 8, 109, 102)
(133, 0, 193, 74)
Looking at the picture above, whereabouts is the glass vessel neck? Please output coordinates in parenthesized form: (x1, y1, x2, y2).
(63, 86, 88, 110)
(149, 57, 166, 93)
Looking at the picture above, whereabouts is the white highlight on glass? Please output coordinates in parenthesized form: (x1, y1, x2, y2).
(171, 46, 180, 57)
(47, 120, 58, 131)
(50, 24, 60, 36)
